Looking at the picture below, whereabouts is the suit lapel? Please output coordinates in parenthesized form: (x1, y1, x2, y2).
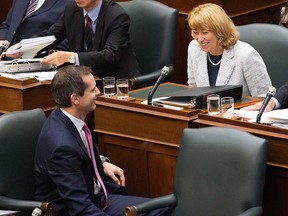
(195, 52, 210, 86)
(55, 109, 90, 157)
(93, 0, 110, 50)
(29, 0, 57, 17)
(216, 47, 235, 85)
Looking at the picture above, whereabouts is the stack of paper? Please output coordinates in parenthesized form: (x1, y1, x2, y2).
(4, 36, 56, 59)
(234, 109, 288, 129)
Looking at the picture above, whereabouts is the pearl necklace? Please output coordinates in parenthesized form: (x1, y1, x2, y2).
(207, 53, 222, 66)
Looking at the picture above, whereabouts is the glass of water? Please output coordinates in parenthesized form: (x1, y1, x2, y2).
(103, 77, 115, 97)
(116, 79, 129, 100)
(207, 94, 220, 115)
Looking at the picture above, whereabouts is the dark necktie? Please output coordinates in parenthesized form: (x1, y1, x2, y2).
(84, 14, 94, 51)
(24, 0, 39, 18)
(82, 123, 108, 209)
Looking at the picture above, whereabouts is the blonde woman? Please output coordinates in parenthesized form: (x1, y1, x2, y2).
(187, 3, 272, 97)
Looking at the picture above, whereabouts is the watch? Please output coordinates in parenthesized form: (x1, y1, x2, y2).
(100, 155, 110, 164)
(70, 52, 75, 64)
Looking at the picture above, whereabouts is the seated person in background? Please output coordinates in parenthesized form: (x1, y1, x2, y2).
(0, 0, 69, 60)
(6, 0, 141, 80)
(34, 65, 172, 216)
(241, 82, 288, 112)
(187, 3, 272, 97)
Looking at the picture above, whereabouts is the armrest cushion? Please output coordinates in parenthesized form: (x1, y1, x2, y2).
(125, 194, 177, 216)
(238, 206, 262, 216)
(0, 196, 53, 214)
(130, 66, 174, 89)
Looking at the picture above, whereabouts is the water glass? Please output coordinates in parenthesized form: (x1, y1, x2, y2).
(116, 79, 129, 100)
(103, 77, 115, 97)
(207, 94, 220, 115)
(221, 97, 234, 119)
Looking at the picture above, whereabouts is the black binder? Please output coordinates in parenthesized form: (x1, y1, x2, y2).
(159, 85, 243, 108)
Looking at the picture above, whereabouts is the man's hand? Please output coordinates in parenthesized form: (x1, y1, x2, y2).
(240, 99, 276, 112)
(41, 51, 72, 66)
(102, 162, 125, 186)
(4, 43, 23, 59)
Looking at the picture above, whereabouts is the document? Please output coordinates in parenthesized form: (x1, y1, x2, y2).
(0, 58, 55, 73)
(3, 36, 56, 59)
(234, 109, 288, 129)
(0, 210, 19, 215)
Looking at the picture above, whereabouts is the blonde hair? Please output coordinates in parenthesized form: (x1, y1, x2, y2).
(188, 3, 239, 49)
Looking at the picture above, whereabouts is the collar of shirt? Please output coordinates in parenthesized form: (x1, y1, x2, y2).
(35, 0, 45, 11)
(83, 0, 102, 25)
(60, 108, 84, 134)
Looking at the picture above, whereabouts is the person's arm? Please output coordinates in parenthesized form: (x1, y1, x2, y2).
(274, 82, 288, 108)
(187, 40, 197, 87)
(49, 145, 108, 216)
(240, 99, 276, 112)
(242, 47, 272, 97)
(102, 162, 125, 186)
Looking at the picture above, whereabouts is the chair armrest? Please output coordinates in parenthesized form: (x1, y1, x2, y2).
(0, 196, 54, 215)
(125, 194, 177, 216)
(130, 66, 174, 89)
(238, 206, 262, 216)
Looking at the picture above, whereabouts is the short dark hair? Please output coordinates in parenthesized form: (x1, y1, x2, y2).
(51, 65, 92, 107)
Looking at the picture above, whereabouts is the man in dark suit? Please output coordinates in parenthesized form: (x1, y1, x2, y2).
(242, 82, 288, 111)
(0, 0, 68, 45)
(36, 0, 140, 80)
(34, 65, 171, 216)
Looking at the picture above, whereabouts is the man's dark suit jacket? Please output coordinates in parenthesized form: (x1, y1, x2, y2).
(34, 108, 124, 215)
(0, 0, 68, 44)
(39, 0, 141, 79)
(275, 82, 288, 108)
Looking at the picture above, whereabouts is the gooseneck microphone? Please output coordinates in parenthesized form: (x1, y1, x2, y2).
(0, 40, 10, 55)
(256, 86, 276, 123)
(147, 66, 170, 105)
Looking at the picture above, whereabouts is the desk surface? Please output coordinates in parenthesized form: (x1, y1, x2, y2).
(95, 82, 288, 215)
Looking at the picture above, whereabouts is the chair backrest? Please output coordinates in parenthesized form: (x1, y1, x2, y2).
(173, 127, 267, 216)
(237, 23, 288, 89)
(118, 0, 178, 84)
(0, 108, 46, 200)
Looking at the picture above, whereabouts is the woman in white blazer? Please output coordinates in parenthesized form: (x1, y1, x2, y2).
(187, 3, 272, 97)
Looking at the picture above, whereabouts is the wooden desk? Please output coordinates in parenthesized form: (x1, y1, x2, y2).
(194, 114, 288, 216)
(94, 83, 261, 197)
(95, 83, 200, 197)
(0, 76, 55, 114)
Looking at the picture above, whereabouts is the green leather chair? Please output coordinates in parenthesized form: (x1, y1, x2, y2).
(237, 23, 288, 89)
(118, 0, 178, 89)
(0, 109, 53, 216)
(125, 127, 268, 216)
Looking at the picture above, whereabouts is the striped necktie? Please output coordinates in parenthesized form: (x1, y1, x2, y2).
(84, 14, 94, 51)
(24, 0, 39, 18)
(83, 123, 108, 209)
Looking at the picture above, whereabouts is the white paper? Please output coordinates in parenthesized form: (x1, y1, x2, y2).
(4, 36, 56, 59)
(141, 97, 183, 110)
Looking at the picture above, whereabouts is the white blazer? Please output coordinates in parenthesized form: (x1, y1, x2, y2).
(187, 40, 272, 97)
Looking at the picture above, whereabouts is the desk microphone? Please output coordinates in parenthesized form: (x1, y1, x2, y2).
(147, 66, 170, 105)
(0, 40, 10, 55)
(256, 86, 276, 123)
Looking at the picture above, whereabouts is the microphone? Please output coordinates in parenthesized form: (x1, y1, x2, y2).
(256, 86, 276, 123)
(0, 40, 10, 55)
(147, 66, 170, 105)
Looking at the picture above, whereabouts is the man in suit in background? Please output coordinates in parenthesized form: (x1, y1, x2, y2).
(241, 82, 288, 112)
(8, 0, 141, 80)
(0, 0, 69, 45)
(34, 65, 171, 215)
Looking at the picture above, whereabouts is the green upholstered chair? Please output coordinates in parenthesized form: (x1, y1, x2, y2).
(125, 127, 268, 216)
(118, 0, 178, 89)
(237, 23, 288, 89)
(0, 109, 53, 216)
